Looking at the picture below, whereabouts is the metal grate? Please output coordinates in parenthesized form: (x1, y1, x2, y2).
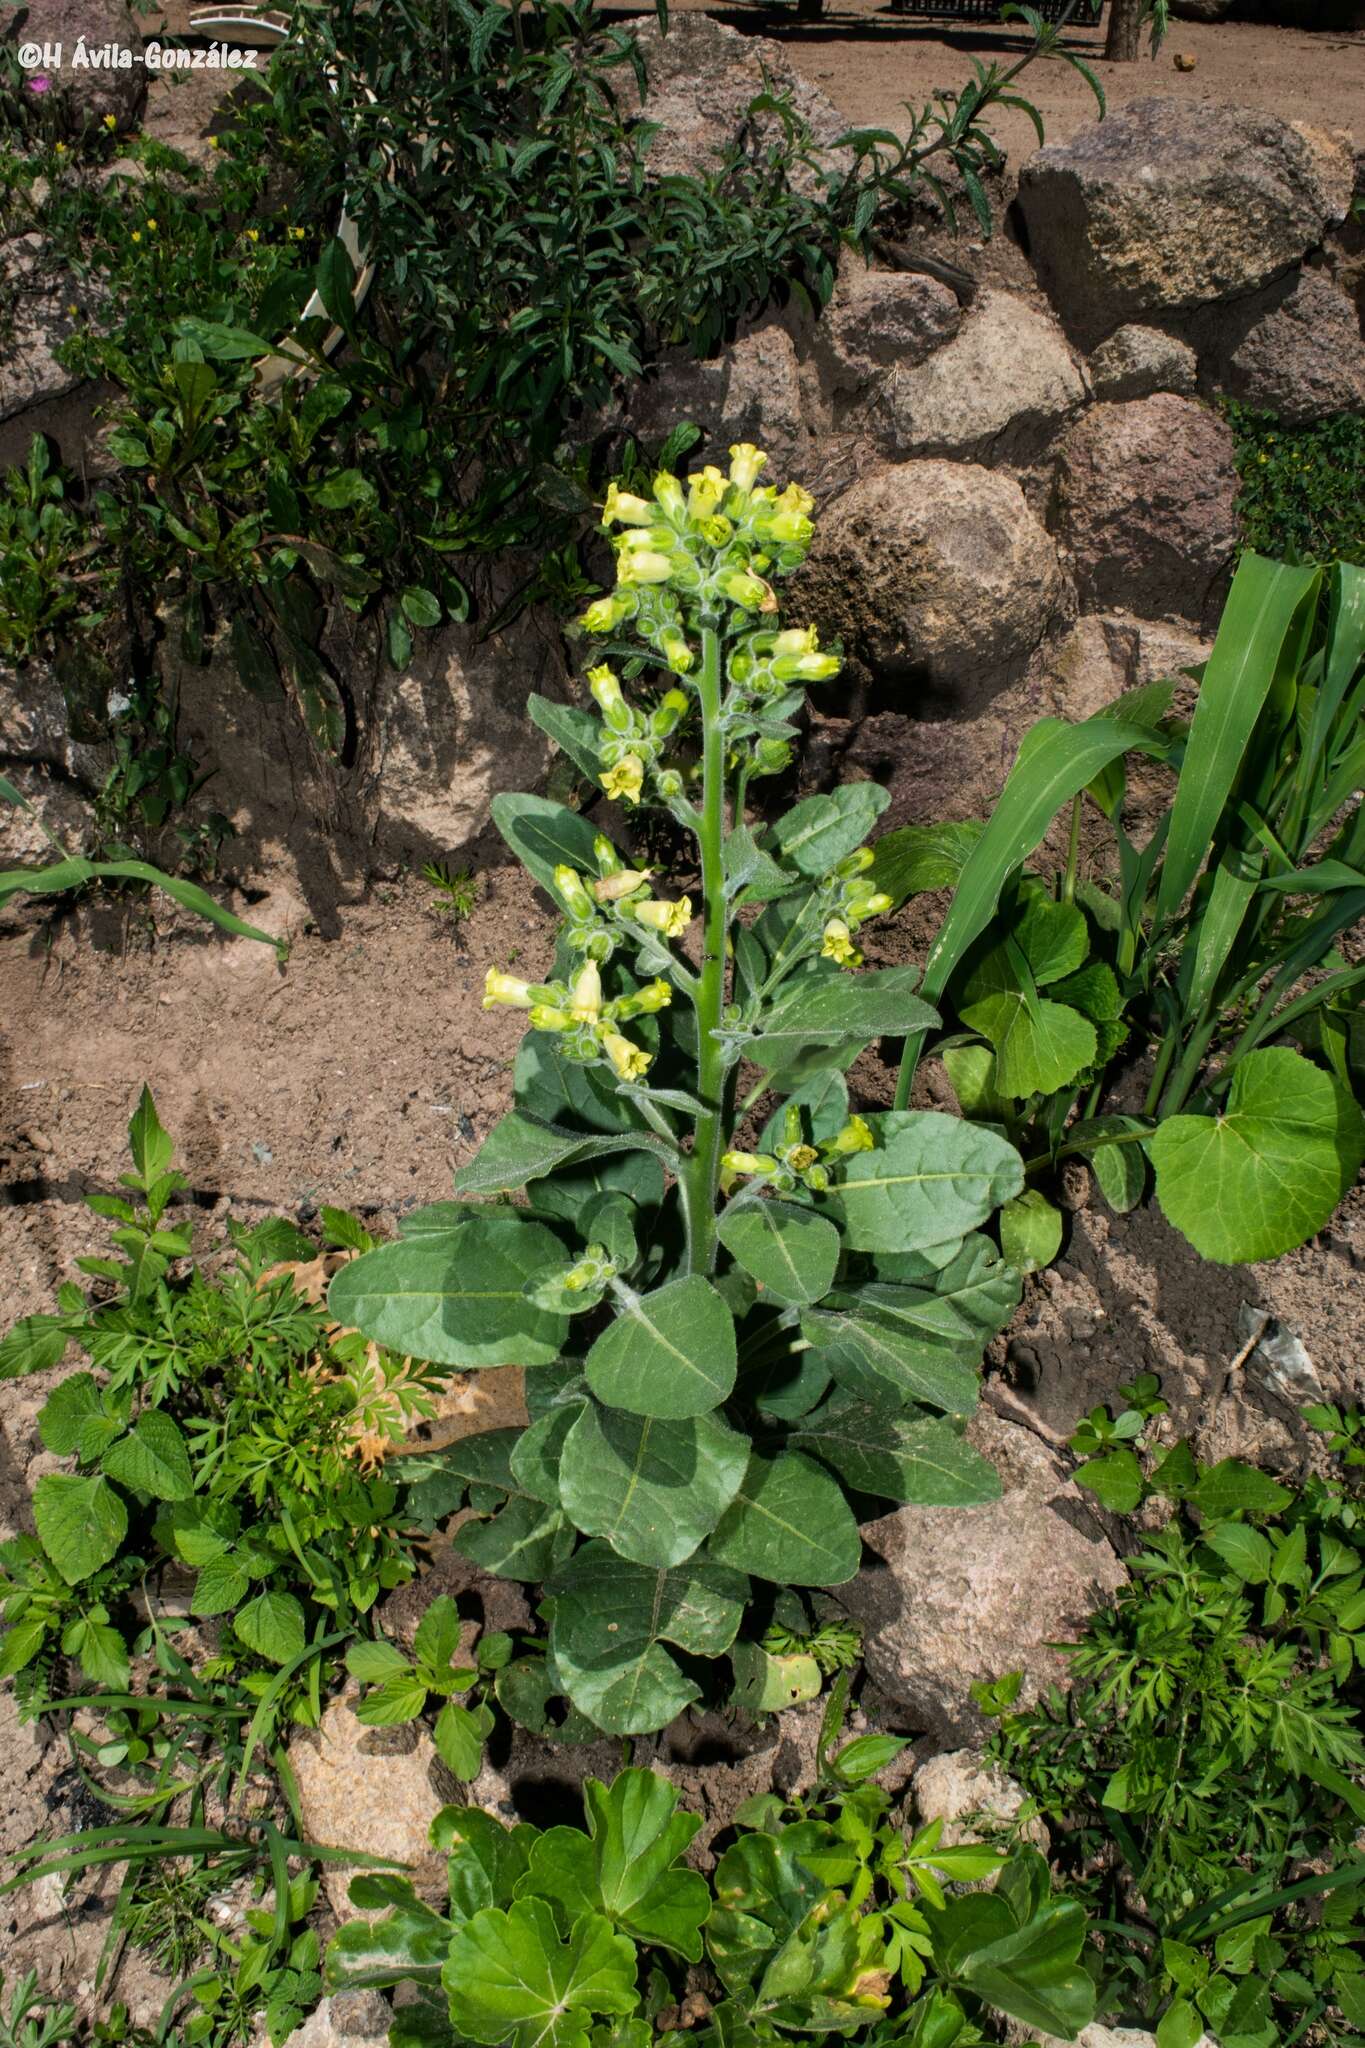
(888, 0, 1101, 18)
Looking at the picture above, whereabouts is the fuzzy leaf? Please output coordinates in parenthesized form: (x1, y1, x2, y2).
(549, 1544, 748, 1736)
(751, 969, 937, 1072)
(823, 1112, 1023, 1257)
(32, 1473, 128, 1585)
(558, 1404, 748, 1569)
(999, 1192, 1063, 1275)
(792, 1392, 1001, 1507)
(717, 1200, 840, 1307)
(960, 991, 1097, 1100)
(767, 785, 890, 877)
(101, 1410, 193, 1501)
(707, 1451, 861, 1587)
(454, 1115, 657, 1198)
(585, 1278, 736, 1420)
(328, 1215, 569, 1368)
(234, 1589, 306, 1665)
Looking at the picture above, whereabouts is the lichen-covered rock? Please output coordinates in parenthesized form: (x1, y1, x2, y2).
(832, 1413, 1126, 1743)
(1019, 99, 1355, 343)
(630, 16, 852, 194)
(1087, 324, 1197, 403)
(860, 289, 1089, 463)
(1051, 394, 1238, 626)
(793, 461, 1067, 709)
(1221, 269, 1365, 424)
(288, 1693, 447, 1919)
(283, 1993, 393, 2048)
(0, 236, 88, 422)
(913, 1748, 1051, 1854)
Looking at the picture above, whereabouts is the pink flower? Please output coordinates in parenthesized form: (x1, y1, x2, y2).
(27, 73, 52, 92)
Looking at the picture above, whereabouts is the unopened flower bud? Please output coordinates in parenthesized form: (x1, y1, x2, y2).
(752, 738, 793, 778)
(612, 978, 673, 1020)
(529, 1003, 573, 1032)
(728, 443, 767, 492)
(555, 864, 596, 922)
(580, 593, 629, 633)
(837, 847, 876, 878)
(654, 768, 684, 800)
(652, 471, 685, 519)
(721, 570, 774, 611)
(483, 969, 535, 1010)
(617, 551, 673, 587)
(722, 1151, 778, 1176)
(660, 630, 693, 675)
(651, 689, 689, 737)
(593, 868, 652, 903)
(587, 663, 633, 733)
(569, 961, 602, 1018)
(804, 1163, 831, 1192)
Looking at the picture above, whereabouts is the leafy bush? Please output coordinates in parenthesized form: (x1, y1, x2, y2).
(0, 1090, 434, 1729)
(328, 445, 1025, 1737)
(1225, 402, 1365, 568)
(327, 1725, 1097, 2044)
(987, 1401, 1365, 2044)
(878, 552, 1365, 1266)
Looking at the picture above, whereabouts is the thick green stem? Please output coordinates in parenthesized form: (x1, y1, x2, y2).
(683, 624, 730, 1276)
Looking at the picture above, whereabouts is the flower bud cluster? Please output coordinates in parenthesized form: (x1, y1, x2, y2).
(549, 836, 695, 969)
(482, 957, 668, 1083)
(583, 445, 818, 643)
(525, 1243, 617, 1313)
(727, 625, 842, 705)
(587, 665, 689, 810)
(722, 1109, 876, 1196)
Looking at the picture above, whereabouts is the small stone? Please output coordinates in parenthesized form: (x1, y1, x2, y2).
(1173, 51, 1197, 71)
(1088, 325, 1198, 403)
(913, 1748, 1051, 1855)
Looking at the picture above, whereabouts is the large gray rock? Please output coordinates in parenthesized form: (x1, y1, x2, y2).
(1087, 324, 1197, 403)
(834, 1413, 1126, 1743)
(623, 317, 808, 489)
(283, 1993, 392, 2048)
(1019, 99, 1355, 343)
(860, 289, 1089, 463)
(1051, 394, 1238, 625)
(793, 461, 1066, 710)
(0, 236, 86, 422)
(1221, 269, 1365, 424)
(811, 260, 963, 400)
(630, 16, 852, 194)
(4, 0, 147, 133)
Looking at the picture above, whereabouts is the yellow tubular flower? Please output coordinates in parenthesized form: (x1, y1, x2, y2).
(728, 443, 767, 492)
(529, 1003, 573, 1031)
(579, 597, 619, 632)
(821, 919, 862, 969)
(826, 1116, 875, 1157)
(603, 1031, 652, 1082)
(601, 755, 645, 804)
(722, 1151, 778, 1176)
(721, 570, 772, 611)
(601, 483, 654, 528)
(483, 969, 535, 1009)
(634, 895, 693, 940)
(773, 627, 819, 657)
(687, 466, 727, 520)
(652, 472, 685, 519)
(587, 664, 629, 729)
(569, 961, 602, 1018)
(784, 1144, 819, 1173)
(616, 552, 673, 587)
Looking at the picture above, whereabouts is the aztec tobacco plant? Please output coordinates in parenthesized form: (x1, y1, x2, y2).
(331, 446, 1027, 1736)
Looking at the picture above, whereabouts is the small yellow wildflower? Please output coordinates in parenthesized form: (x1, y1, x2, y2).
(634, 896, 692, 941)
(821, 918, 862, 969)
(601, 755, 644, 805)
(103, 114, 117, 131)
(246, 228, 260, 243)
(602, 1031, 651, 1083)
(130, 229, 141, 243)
(483, 968, 535, 1010)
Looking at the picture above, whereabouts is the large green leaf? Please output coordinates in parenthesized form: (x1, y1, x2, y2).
(32, 1473, 128, 1586)
(528, 695, 607, 785)
(435, 1806, 537, 1925)
(1154, 555, 1322, 930)
(585, 1278, 736, 1419)
(791, 1392, 1001, 1507)
(717, 1200, 840, 1307)
(328, 1214, 569, 1367)
(706, 1451, 861, 1587)
(801, 1307, 982, 1416)
(822, 1113, 1024, 1256)
(548, 1544, 749, 1735)
(454, 1114, 662, 1198)
(1147, 1047, 1365, 1262)
(758, 1072, 849, 1153)
(101, 1411, 193, 1502)
(870, 821, 985, 906)
(492, 795, 609, 908)
(930, 1891, 1095, 2038)
(959, 990, 1097, 1100)
(522, 1769, 708, 1961)
(767, 785, 890, 877)
(443, 1897, 638, 2048)
(234, 1588, 306, 1665)
(514, 1034, 644, 1137)
(406, 1429, 577, 1580)
(558, 1404, 748, 1569)
(751, 969, 937, 1072)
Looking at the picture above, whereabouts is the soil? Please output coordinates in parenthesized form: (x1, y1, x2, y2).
(624, 2, 1365, 167)
(3, 0, 1364, 2027)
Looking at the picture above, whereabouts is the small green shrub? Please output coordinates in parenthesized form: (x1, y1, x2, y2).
(327, 1731, 1097, 2042)
(1224, 401, 1365, 567)
(0, 1090, 435, 1736)
(987, 1401, 1365, 2043)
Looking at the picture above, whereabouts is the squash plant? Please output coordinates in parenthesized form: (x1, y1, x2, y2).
(331, 446, 1026, 1736)
(877, 555, 1365, 1268)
